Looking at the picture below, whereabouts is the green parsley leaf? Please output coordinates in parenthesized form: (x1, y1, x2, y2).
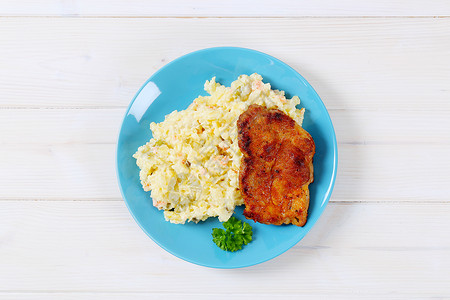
(212, 228, 227, 250)
(211, 216, 253, 252)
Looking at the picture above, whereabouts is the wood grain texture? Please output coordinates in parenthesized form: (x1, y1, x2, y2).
(0, 18, 449, 110)
(0, 0, 449, 16)
(0, 109, 124, 145)
(0, 144, 120, 200)
(0, 295, 415, 300)
(0, 294, 406, 300)
(0, 294, 419, 300)
(0, 201, 449, 297)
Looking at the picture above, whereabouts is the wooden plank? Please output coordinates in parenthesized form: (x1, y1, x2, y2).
(0, 144, 120, 200)
(0, 201, 448, 297)
(0, 293, 436, 300)
(333, 144, 450, 201)
(0, 0, 449, 17)
(0, 109, 124, 145)
(329, 109, 450, 145)
(0, 143, 449, 201)
(0, 18, 449, 110)
(1, 108, 449, 146)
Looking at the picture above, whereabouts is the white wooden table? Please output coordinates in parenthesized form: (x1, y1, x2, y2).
(1, 2, 449, 299)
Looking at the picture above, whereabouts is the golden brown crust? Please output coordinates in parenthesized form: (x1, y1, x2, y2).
(237, 104, 315, 226)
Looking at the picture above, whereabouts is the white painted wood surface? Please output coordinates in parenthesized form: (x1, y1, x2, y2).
(1, 0, 450, 16)
(1, 2, 449, 299)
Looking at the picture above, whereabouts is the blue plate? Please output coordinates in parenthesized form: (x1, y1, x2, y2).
(116, 47, 337, 268)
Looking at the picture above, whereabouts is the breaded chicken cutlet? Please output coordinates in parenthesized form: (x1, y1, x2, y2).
(237, 104, 315, 226)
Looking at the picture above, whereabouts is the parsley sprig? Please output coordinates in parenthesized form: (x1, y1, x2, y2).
(212, 217, 253, 252)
